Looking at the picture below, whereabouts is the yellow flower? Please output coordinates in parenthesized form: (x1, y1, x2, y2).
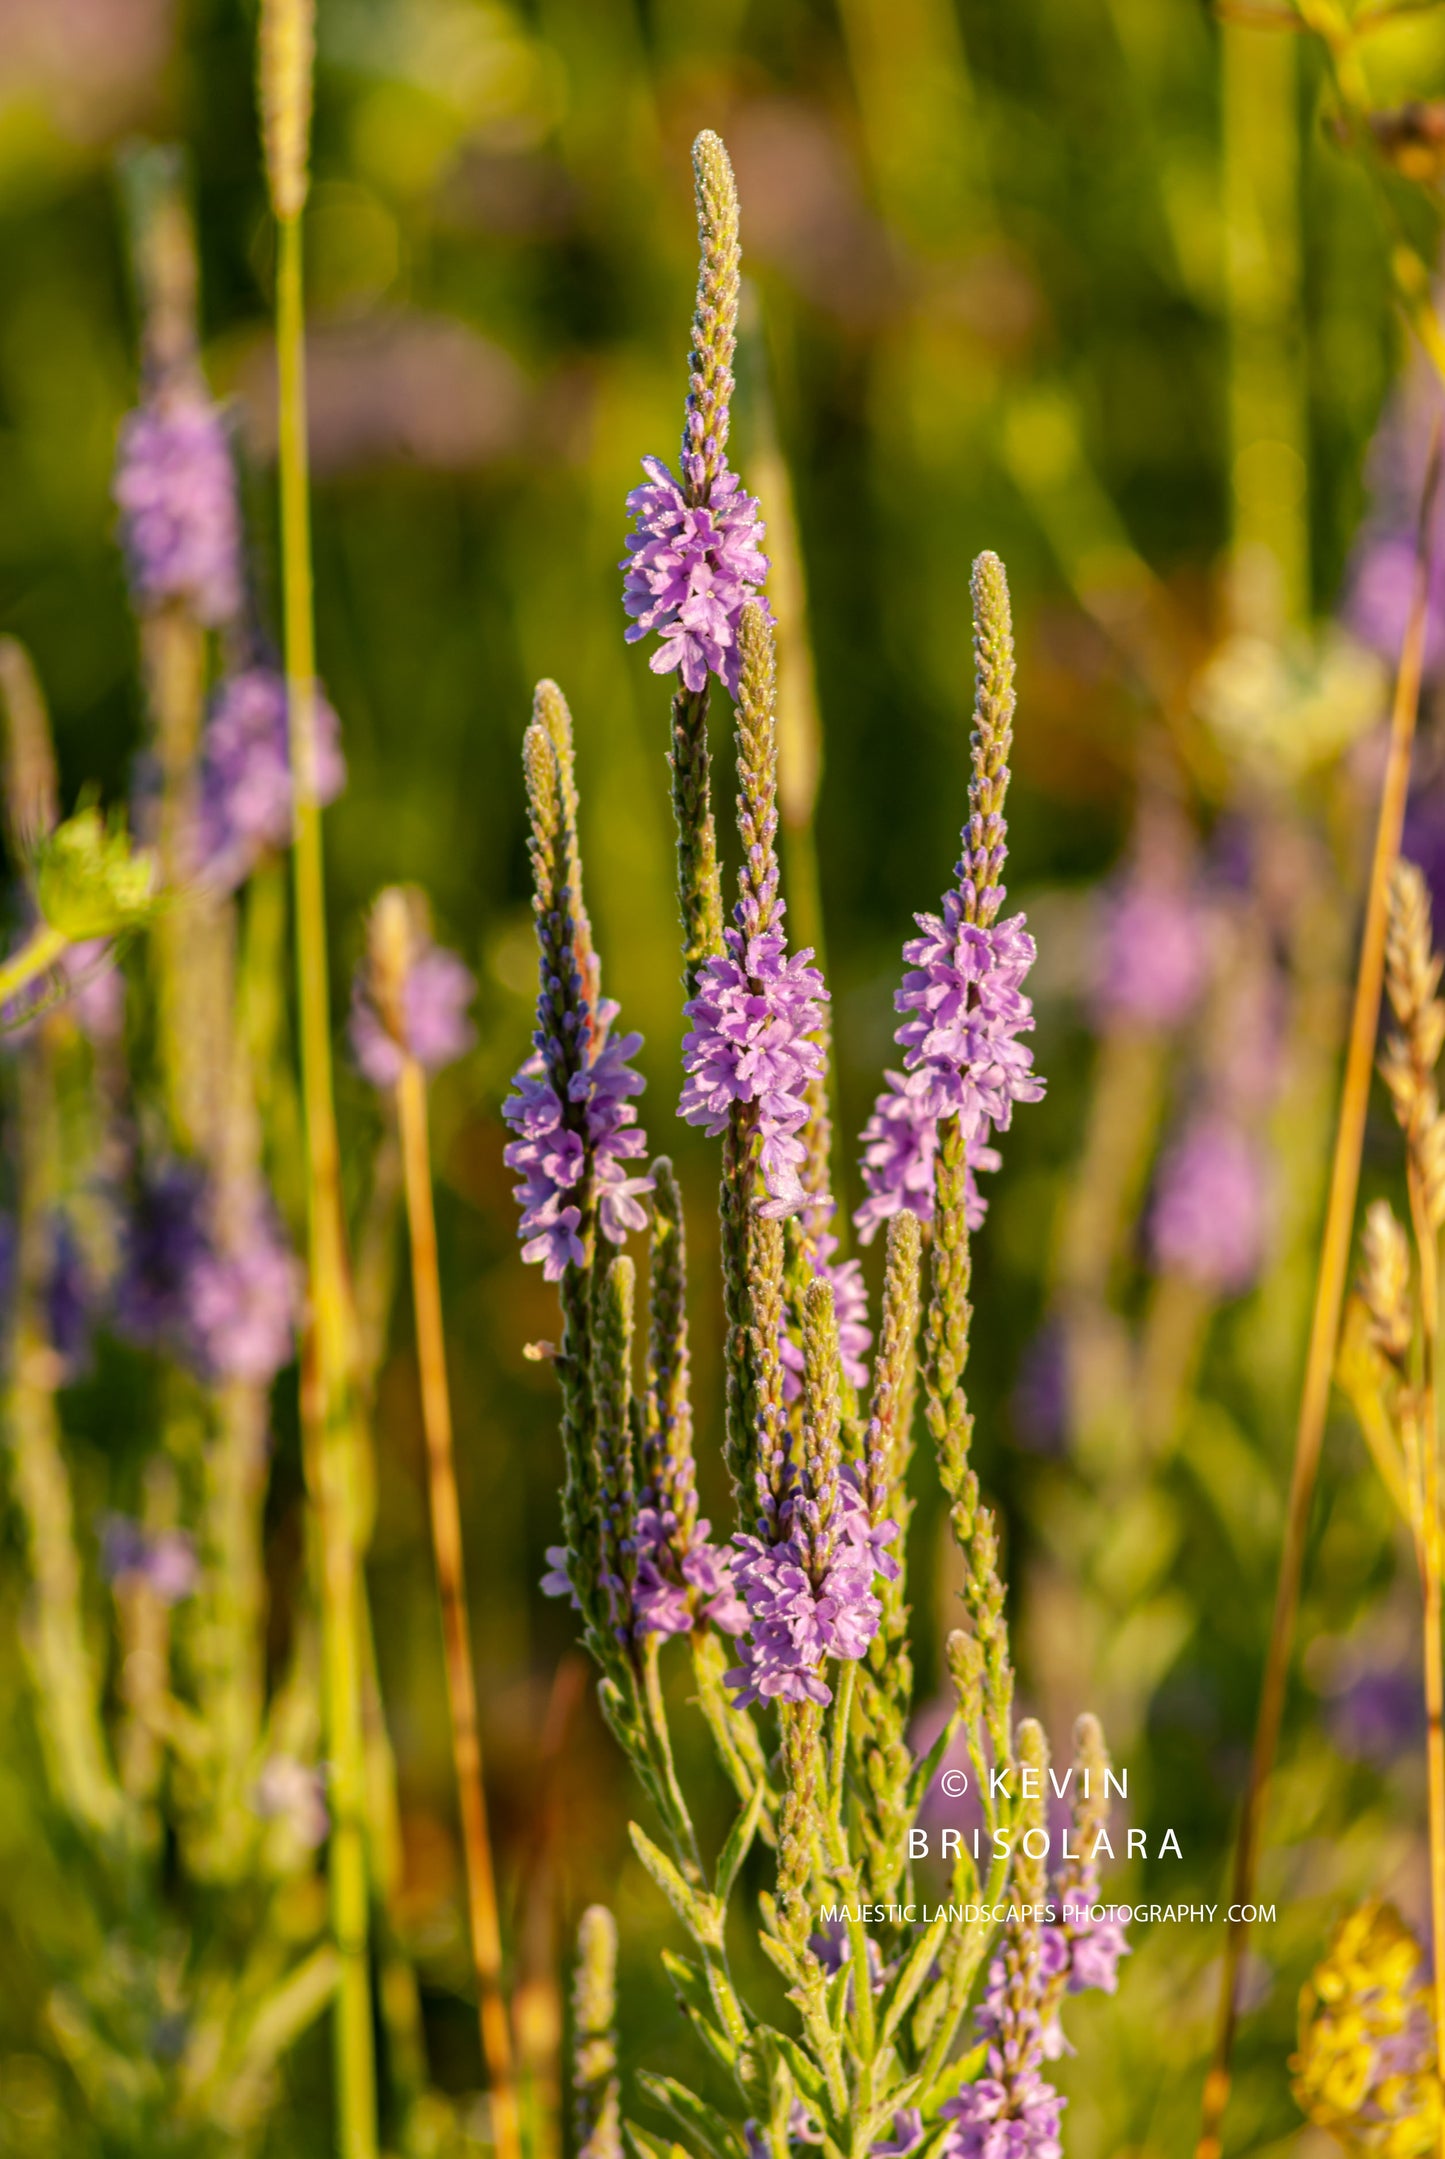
(1293, 1902, 1443, 2156)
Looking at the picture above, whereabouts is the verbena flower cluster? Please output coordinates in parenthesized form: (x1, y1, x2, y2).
(621, 457, 769, 696)
(679, 920, 827, 1218)
(856, 890, 1041, 1243)
(728, 1470, 897, 1706)
(505, 1008, 654, 1280)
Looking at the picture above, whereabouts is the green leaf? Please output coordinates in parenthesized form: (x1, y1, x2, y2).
(770, 2032, 826, 2104)
(922, 2039, 987, 2110)
(660, 1952, 738, 2074)
(756, 1930, 800, 1986)
(637, 2071, 747, 2159)
(629, 1821, 724, 1947)
(904, 1711, 960, 1822)
(625, 2124, 689, 2159)
(880, 1909, 952, 2043)
(715, 1775, 767, 1907)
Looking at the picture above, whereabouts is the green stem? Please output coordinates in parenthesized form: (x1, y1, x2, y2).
(917, 1845, 1012, 2100)
(275, 204, 378, 2158)
(829, 1660, 855, 1821)
(0, 923, 66, 1015)
(642, 1634, 707, 1885)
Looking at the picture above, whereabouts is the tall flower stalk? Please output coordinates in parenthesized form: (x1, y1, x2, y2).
(257, 2, 377, 2147)
(362, 890, 521, 2159)
(508, 138, 1123, 2159)
(1378, 865, 1445, 2117)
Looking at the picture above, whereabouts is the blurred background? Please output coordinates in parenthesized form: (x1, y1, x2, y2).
(5, 0, 1445, 2152)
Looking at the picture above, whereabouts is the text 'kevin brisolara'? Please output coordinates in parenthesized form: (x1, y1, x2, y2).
(818, 1901, 1277, 1928)
(907, 1824, 1183, 1860)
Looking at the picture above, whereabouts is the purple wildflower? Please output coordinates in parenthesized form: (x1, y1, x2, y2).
(1040, 1719, 1131, 2043)
(893, 906, 1043, 1140)
(855, 1070, 1000, 1245)
(116, 1160, 211, 1350)
(1064, 1915, 1130, 1998)
(199, 667, 346, 891)
(857, 551, 1042, 1237)
(727, 1470, 897, 1707)
(679, 921, 827, 1219)
(807, 1916, 888, 2017)
(505, 1007, 653, 1281)
(188, 1203, 301, 1385)
(1343, 371, 1445, 678)
(507, 698, 657, 1279)
(351, 932, 476, 1090)
(113, 397, 243, 627)
(621, 458, 769, 696)
(1149, 1112, 1267, 1294)
(541, 1546, 577, 1606)
(117, 1161, 299, 1384)
(100, 1515, 199, 1605)
(871, 2112, 924, 2159)
(1011, 1320, 1068, 1456)
(942, 2053, 1064, 2158)
(1091, 875, 1211, 1032)
(942, 1930, 1067, 2159)
(631, 1508, 746, 1638)
(46, 1214, 96, 1380)
(1319, 1631, 1424, 1765)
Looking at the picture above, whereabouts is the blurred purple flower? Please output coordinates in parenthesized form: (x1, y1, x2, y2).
(621, 457, 769, 696)
(807, 1916, 888, 2018)
(46, 1215, 96, 1380)
(199, 667, 346, 891)
(117, 1161, 298, 1384)
(254, 1754, 329, 1849)
(1064, 1916, 1129, 1998)
(679, 922, 827, 1219)
(101, 1515, 199, 1604)
(188, 1204, 301, 1386)
(1, 931, 123, 1044)
(1149, 1113, 1267, 1294)
(116, 1161, 211, 1349)
(1322, 1644, 1424, 1765)
(1342, 371, 1445, 677)
(1347, 534, 1445, 680)
(1091, 876, 1211, 1032)
(351, 934, 476, 1089)
(113, 397, 243, 628)
(1012, 1321, 1068, 1456)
